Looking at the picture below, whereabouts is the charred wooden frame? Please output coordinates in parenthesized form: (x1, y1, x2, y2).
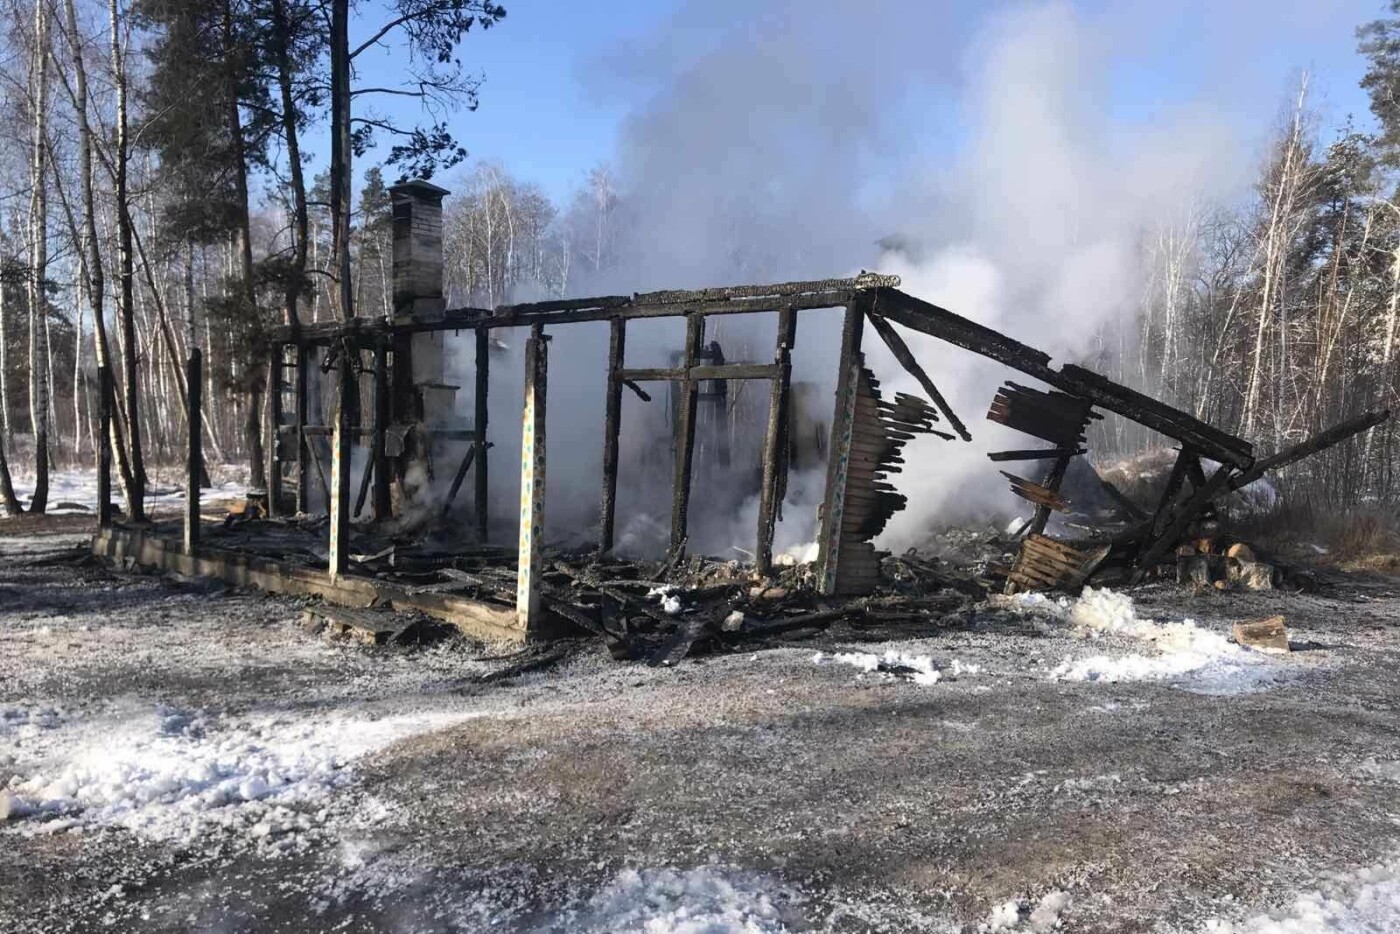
(196, 269, 1385, 640)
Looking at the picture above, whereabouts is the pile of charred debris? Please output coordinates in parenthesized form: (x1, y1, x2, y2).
(214, 443, 1343, 667)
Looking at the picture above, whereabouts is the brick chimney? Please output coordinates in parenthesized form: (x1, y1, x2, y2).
(389, 179, 455, 422)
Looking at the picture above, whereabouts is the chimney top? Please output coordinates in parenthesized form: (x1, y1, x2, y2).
(389, 179, 450, 202)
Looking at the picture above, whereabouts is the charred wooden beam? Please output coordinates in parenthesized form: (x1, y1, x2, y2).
(817, 302, 867, 595)
(623, 379, 652, 402)
(1230, 410, 1390, 489)
(617, 363, 780, 382)
(267, 276, 899, 345)
(516, 324, 548, 632)
(1132, 464, 1235, 582)
(184, 349, 202, 555)
(865, 310, 971, 441)
(756, 307, 797, 575)
(601, 318, 626, 553)
(440, 444, 477, 517)
(1002, 471, 1070, 514)
(669, 314, 704, 559)
(988, 448, 1084, 462)
(474, 326, 490, 541)
(872, 287, 1055, 377)
(372, 341, 392, 520)
(1148, 446, 1197, 540)
(1055, 365, 1252, 468)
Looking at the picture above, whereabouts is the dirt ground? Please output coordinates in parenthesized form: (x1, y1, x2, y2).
(3, 523, 1400, 932)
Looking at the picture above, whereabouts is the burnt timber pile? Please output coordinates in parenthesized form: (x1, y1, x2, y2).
(88, 180, 1391, 649)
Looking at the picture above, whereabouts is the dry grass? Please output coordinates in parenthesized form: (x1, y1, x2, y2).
(1228, 502, 1400, 570)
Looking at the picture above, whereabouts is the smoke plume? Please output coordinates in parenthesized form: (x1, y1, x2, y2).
(465, 0, 1361, 554)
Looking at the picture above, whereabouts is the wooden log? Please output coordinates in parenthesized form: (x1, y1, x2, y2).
(669, 314, 703, 559)
(756, 307, 796, 574)
(1233, 616, 1289, 653)
(184, 349, 202, 555)
(328, 352, 354, 580)
(516, 324, 548, 633)
(601, 318, 625, 552)
(474, 326, 490, 540)
(865, 310, 971, 440)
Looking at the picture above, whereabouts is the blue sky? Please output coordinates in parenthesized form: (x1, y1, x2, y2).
(344, 0, 1387, 206)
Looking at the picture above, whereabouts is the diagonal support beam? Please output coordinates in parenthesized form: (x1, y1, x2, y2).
(865, 311, 971, 441)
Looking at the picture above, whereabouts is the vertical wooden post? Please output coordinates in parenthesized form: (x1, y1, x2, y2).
(328, 350, 353, 579)
(184, 349, 203, 554)
(1027, 455, 1073, 537)
(516, 324, 548, 633)
(294, 344, 310, 514)
(371, 340, 392, 520)
(600, 317, 626, 552)
(816, 301, 866, 595)
(265, 346, 283, 517)
(669, 313, 703, 559)
(756, 307, 797, 575)
(97, 363, 112, 528)
(474, 325, 490, 541)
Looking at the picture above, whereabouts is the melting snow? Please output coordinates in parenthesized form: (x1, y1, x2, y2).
(982, 889, 1072, 932)
(2, 701, 490, 850)
(1001, 587, 1284, 694)
(813, 651, 981, 685)
(1202, 853, 1400, 933)
(565, 867, 796, 933)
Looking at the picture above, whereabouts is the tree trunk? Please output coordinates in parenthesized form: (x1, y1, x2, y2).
(27, 0, 52, 514)
(330, 0, 353, 321)
(111, 0, 145, 519)
(60, 0, 138, 511)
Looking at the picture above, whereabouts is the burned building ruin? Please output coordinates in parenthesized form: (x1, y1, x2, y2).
(90, 181, 1391, 646)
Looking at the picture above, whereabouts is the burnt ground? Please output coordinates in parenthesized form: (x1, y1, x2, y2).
(2, 524, 1400, 932)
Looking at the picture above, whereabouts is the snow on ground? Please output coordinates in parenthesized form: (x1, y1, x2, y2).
(982, 889, 1072, 932)
(10, 469, 244, 513)
(561, 867, 799, 933)
(2, 697, 494, 851)
(813, 650, 981, 685)
(996, 587, 1288, 694)
(1202, 853, 1400, 933)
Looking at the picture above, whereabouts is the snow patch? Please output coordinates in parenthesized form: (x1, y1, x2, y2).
(1040, 588, 1283, 695)
(3, 702, 491, 849)
(813, 651, 981, 685)
(566, 867, 797, 933)
(982, 889, 1072, 932)
(1202, 853, 1400, 932)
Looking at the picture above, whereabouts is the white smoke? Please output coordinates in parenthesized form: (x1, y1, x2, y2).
(458, 0, 1361, 555)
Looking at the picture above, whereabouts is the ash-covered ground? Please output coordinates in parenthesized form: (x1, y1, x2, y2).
(3, 526, 1400, 933)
